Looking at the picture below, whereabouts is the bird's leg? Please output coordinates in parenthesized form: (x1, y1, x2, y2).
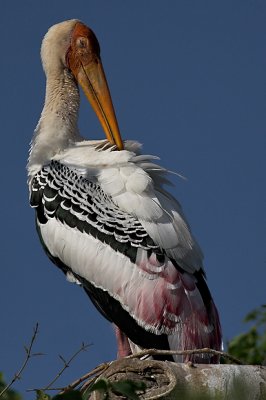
(114, 325, 132, 358)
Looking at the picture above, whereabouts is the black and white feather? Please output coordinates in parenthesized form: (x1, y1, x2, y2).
(28, 141, 221, 361)
(28, 19, 221, 362)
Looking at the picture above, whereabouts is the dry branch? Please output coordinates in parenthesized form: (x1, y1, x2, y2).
(0, 323, 40, 398)
(85, 358, 266, 400)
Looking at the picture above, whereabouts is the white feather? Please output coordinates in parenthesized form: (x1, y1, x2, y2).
(32, 139, 203, 273)
(38, 215, 198, 334)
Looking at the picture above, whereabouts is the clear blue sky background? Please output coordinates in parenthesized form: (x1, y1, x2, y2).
(1, 1, 265, 397)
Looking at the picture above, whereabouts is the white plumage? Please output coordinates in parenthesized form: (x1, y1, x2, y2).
(28, 20, 221, 362)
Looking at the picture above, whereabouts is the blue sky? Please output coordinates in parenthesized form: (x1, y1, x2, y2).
(1, 1, 265, 397)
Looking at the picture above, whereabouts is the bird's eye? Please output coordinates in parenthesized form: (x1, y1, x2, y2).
(76, 37, 88, 49)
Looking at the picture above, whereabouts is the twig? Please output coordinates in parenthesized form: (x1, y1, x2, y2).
(43, 342, 91, 390)
(126, 347, 243, 365)
(26, 347, 243, 396)
(61, 347, 242, 394)
(61, 362, 110, 393)
(27, 361, 109, 394)
(0, 323, 40, 398)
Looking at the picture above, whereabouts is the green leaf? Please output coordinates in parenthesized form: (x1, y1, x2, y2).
(110, 380, 146, 400)
(35, 390, 51, 400)
(244, 310, 258, 322)
(82, 377, 110, 399)
(52, 390, 83, 399)
(227, 305, 266, 364)
(82, 378, 146, 400)
(0, 373, 22, 400)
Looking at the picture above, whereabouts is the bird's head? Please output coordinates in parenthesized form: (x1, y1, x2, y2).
(41, 19, 123, 150)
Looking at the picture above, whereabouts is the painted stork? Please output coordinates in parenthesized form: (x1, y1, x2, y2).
(27, 20, 222, 363)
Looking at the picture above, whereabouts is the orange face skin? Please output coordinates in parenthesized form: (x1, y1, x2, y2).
(66, 22, 100, 72)
(66, 22, 124, 150)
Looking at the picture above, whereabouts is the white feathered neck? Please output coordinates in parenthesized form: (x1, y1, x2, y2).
(28, 20, 81, 178)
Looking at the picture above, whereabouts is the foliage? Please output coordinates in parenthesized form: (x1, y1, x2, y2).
(227, 305, 266, 365)
(2, 305, 266, 399)
(0, 373, 21, 400)
(82, 378, 146, 400)
(53, 391, 83, 400)
(35, 390, 51, 400)
(33, 379, 145, 400)
(35, 389, 82, 399)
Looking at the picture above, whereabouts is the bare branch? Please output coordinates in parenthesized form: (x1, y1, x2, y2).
(125, 347, 243, 365)
(0, 323, 40, 398)
(56, 348, 242, 394)
(59, 362, 110, 394)
(26, 347, 243, 396)
(43, 342, 91, 390)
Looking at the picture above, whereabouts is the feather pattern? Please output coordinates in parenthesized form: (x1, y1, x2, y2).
(28, 20, 221, 363)
(29, 141, 221, 362)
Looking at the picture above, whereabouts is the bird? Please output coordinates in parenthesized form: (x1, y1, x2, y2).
(27, 19, 222, 363)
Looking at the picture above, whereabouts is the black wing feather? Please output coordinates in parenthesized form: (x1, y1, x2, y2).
(30, 161, 160, 264)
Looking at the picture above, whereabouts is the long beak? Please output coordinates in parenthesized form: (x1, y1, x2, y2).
(75, 57, 124, 150)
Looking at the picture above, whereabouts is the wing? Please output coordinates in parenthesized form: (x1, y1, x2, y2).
(30, 158, 221, 361)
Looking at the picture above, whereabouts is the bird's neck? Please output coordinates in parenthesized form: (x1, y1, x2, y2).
(28, 69, 81, 177)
